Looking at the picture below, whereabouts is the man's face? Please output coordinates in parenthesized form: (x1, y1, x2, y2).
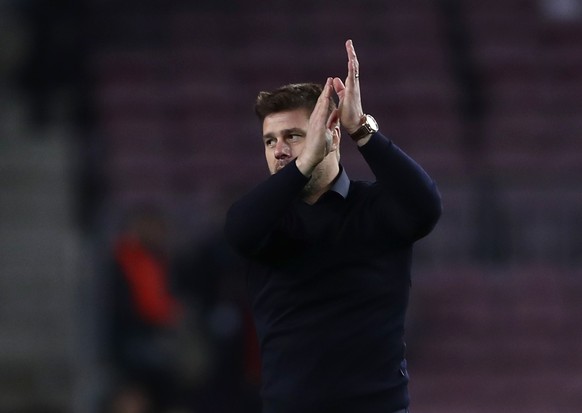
(262, 108, 310, 175)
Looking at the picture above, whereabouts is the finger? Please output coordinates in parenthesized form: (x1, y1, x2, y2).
(316, 77, 332, 104)
(323, 76, 333, 99)
(333, 77, 345, 98)
(345, 39, 360, 83)
(309, 78, 332, 128)
(314, 78, 333, 114)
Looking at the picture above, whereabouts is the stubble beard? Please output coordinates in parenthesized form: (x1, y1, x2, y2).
(271, 160, 326, 199)
(300, 163, 325, 199)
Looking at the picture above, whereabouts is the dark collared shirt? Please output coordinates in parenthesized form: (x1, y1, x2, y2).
(326, 164, 350, 198)
(225, 132, 441, 413)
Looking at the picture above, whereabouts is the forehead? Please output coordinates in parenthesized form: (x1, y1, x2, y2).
(262, 108, 310, 135)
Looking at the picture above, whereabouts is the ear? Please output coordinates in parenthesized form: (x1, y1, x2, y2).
(327, 109, 341, 152)
(331, 122, 341, 152)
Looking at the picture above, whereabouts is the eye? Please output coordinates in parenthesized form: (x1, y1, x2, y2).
(264, 138, 276, 148)
(288, 134, 302, 142)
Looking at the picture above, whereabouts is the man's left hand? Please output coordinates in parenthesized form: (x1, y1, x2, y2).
(333, 39, 366, 143)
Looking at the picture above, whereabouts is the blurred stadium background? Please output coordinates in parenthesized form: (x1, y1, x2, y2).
(1, 0, 581, 412)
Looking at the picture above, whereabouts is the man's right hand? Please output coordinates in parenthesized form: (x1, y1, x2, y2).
(296, 77, 340, 177)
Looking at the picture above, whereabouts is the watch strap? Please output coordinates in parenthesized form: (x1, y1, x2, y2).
(349, 114, 377, 141)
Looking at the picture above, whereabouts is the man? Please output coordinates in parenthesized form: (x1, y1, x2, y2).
(107, 206, 183, 412)
(224, 40, 441, 413)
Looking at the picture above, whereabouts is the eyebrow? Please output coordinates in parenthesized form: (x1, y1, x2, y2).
(263, 127, 306, 140)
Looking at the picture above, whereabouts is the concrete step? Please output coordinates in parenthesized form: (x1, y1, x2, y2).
(0, 324, 73, 363)
(0, 357, 72, 412)
(0, 163, 69, 192)
(0, 128, 73, 229)
(0, 228, 78, 270)
(0, 128, 69, 165)
(0, 191, 72, 229)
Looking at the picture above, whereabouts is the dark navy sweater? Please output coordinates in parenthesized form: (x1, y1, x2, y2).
(225, 132, 441, 413)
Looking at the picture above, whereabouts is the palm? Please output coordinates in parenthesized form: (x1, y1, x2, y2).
(333, 39, 364, 134)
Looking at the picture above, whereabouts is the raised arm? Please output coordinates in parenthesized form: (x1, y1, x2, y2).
(334, 40, 441, 241)
(332, 39, 371, 147)
(360, 133, 442, 241)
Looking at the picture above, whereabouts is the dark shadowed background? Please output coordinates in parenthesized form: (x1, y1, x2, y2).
(1, 0, 581, 412)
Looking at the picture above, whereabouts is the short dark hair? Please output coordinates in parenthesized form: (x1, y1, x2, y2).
(254, 82, 336, 122)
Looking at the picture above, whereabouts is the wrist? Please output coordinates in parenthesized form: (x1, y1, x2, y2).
(355, 134, 373, 147)
(295, 157, 315, 177)
(348, 114, 379, 142)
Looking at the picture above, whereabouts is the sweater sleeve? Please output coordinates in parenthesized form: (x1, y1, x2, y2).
(224, 160, 309, 256)
(358, 132, 442, 241)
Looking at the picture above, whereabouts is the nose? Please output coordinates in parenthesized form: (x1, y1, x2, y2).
(274, 139, 291, 159)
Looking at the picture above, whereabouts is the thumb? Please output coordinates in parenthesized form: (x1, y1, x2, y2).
(333, 78, 346, 100)
(327, 108, 340, 130)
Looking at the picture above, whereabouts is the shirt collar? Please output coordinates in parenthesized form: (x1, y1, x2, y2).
(329, 165, 350, 199)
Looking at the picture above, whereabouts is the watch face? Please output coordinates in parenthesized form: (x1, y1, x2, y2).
(350, 114, 378, 140)
(366, 115, 379, 131)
